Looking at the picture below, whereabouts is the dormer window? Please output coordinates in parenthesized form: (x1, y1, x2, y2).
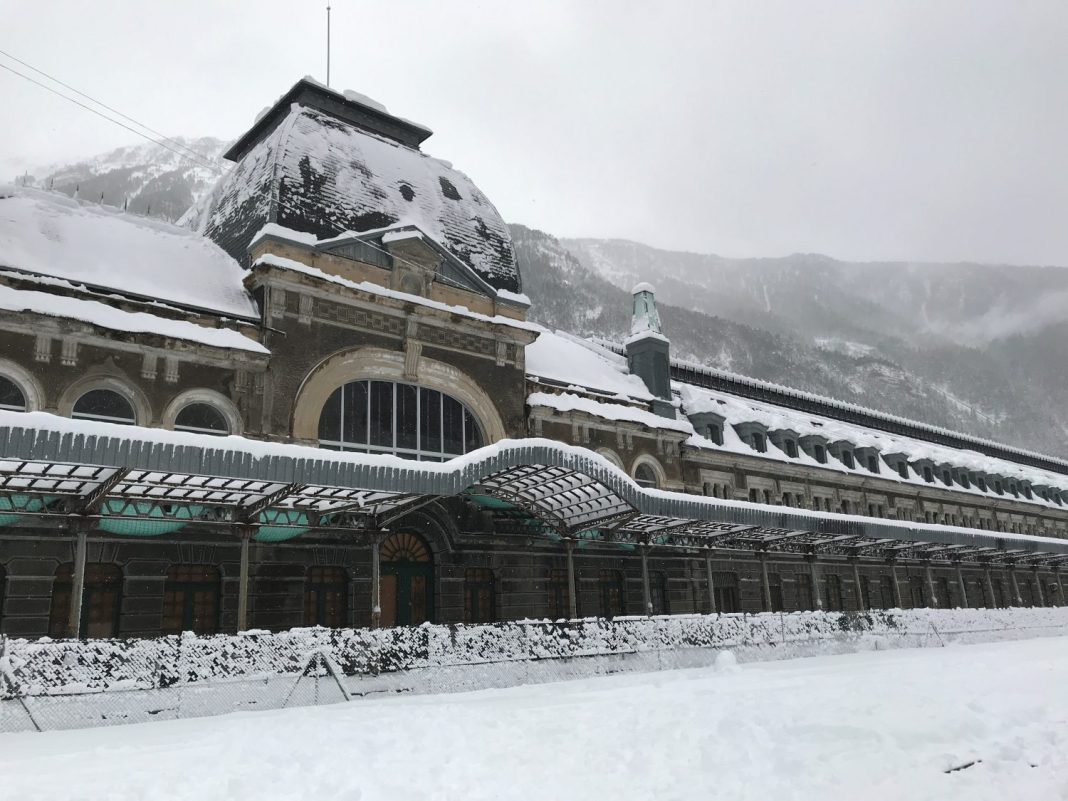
(994, 480, 1003, 495)
(898, 462, 909, 479)
(841, 451, 854, 469)
(922, 466, 934, 483)
(942, 470, 952, 486)
(960, 474, 970, 489)
(705, 424, 723, 446)
(1023, 485, 1033, 500)
(751, 433, 766, 453)
(867, 455, 879, 473)
(814, 445, 826, 464)
(1008, 483, 1018, 498)
(977, 476, 987, 491)
(784, 440, 798, 458)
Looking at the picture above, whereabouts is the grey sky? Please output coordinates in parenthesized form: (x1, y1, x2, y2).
(2, 1, 1068, 266)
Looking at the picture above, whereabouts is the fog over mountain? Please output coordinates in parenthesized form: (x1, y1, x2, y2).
(12, 143, 1068, 456)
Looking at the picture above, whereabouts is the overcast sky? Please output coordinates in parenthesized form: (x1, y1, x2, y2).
(2, 1, 1068, 266)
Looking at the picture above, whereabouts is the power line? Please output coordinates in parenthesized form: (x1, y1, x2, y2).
(0, 47, 215, 169)
(0, 60, 224, 175)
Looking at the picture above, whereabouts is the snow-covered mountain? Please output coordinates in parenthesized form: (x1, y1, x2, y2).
(15, 137, 226, 222)
(12, 142, 1068, 455)
(520, 229, 1068, 455)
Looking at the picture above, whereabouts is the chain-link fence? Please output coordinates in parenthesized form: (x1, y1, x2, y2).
(4, 605, 1068, 733)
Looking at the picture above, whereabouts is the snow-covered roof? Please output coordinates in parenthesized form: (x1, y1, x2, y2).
(0, 185, 258, 319)
(525, 329, 653, 401)
(678, 381, 1068, 506)
(193, 79, 520, 293)
(529, 391, 693, 434)
(0, 282, 267, 354)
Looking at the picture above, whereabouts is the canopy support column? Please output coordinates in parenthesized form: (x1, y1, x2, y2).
(1033, 569, 1046, 608)
(641, 545, 652, 616)
(758, 551, 773, 612)
(890, 562, 903, 609)
(985, 565, 997, 608)
(236, 526, 254, 632)
(67, 525, 88, 639)
(705, 549, 717, 614)
(371, 534, 382, 628)
(1010, 567, 1023, 607)
(955, 563, 968, 609)
(1056, 569, 1066, 607)
(565, 540, 578, 620)
(807, 556, 823, 611)
(851, 559, 865, 611)
(925, 562, 938, 608)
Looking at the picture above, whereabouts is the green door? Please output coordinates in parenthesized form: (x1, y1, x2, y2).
(380, 532, 434, 627)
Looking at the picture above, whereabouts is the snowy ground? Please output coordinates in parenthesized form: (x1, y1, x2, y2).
(3, 637, 1067, 801)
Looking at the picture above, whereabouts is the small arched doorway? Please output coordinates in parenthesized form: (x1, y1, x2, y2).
(380, 531, 434, 626)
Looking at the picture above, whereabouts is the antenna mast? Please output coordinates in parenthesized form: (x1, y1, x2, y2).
(326, 3, 332, 88)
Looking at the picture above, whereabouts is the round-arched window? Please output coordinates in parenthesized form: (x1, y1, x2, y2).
(72, 389, 135, 425)
(318, 380, 483, 461)
(634, 463, 659, 489)
(174, 403, 229, 436)
(0, 376, 26, 412)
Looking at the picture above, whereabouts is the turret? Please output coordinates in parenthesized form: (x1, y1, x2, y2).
(625, 283, 674, 418)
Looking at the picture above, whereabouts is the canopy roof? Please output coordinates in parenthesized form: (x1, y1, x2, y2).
(0, 411, 1064, 564)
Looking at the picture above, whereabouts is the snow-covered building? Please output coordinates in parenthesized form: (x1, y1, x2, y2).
(0, 78, 1066, 640)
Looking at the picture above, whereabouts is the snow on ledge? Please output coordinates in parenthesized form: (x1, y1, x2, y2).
(0, 284, 268, 354)
(529, 391, 693, 434)
(252, 253, 541, 332)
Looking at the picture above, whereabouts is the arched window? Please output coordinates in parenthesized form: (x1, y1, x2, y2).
(318, 380, 483, 461)
(72, 389, 135, 425)
(464, 568, 496, 624)
(0, 376, 26, 411)
(597, 569, 625, 618)
(162, 565, 220, 635)
(634, 463, 659, 489)
(305, 566, 348, 628)
(49, 563, 123, 638)
(174, 403, 230, 436)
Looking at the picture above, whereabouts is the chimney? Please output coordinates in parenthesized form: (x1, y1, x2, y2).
(625, 283, 674, 418)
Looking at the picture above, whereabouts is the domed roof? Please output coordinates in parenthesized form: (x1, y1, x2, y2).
(190, 78, 520, 293)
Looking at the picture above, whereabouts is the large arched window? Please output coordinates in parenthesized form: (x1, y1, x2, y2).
(318, 380, 484, 461)
(0, 376, 26, 411)
(72, 389, 136, 425)
(174, 403, 230, 436)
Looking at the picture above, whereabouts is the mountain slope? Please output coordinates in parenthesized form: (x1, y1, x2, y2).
(517, 226, 1068, 455)
(17, 138, 226, 223)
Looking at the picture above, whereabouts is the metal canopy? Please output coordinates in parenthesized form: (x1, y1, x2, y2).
(0, 454, 1065, 566)
(470, 464, 636, 536)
